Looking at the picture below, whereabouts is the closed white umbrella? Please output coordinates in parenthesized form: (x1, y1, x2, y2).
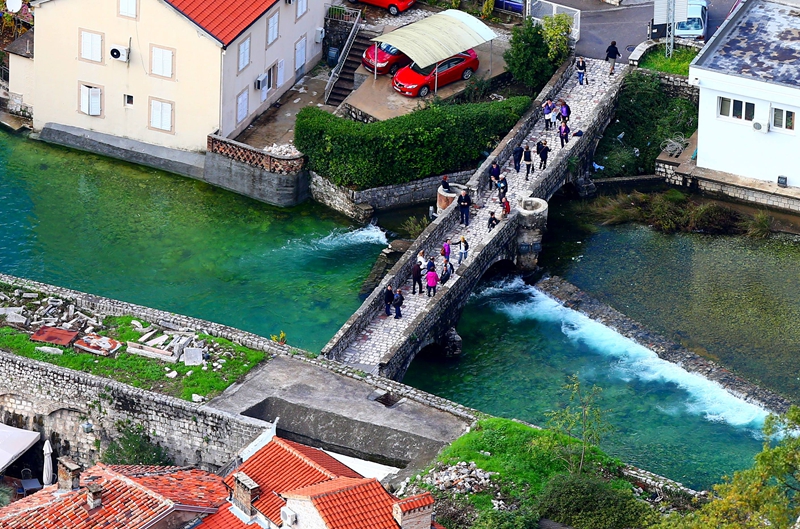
(42, 440, 53, 486)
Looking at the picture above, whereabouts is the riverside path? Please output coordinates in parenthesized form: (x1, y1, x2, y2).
(325, 59, 628, 378)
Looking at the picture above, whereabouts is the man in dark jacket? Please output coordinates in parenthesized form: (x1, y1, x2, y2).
(496, 174, 509, 201)
(487, 161, 501, 190)
(392, 289, 404, 319)
(457, 190, 472, 226)
(606, 41, 621, 74)
(512, 145, 524, 173)
(488, 211, 499, 231)
(411, 261, 423, 295)
(384, 285, 394, 316)
(539, 141, 551, 170)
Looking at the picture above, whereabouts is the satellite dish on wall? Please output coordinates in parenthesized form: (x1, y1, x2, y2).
(6, 0, 22, 13)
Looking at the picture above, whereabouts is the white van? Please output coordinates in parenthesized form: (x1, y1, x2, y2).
(675, 0, 709, 40)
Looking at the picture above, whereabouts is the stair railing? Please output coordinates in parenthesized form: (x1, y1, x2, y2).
(324, 4, 363, 105)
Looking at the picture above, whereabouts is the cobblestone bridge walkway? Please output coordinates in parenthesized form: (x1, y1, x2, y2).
(338, 59, 626, 373)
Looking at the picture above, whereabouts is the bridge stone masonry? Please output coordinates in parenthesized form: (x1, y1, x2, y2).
(323, 58, 629, 379)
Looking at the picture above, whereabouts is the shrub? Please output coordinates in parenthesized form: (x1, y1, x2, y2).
(101, 423, 174, 466)
(542, 13, 573, 63)
(0, 485, 12, 507)
(743, 210, 772, 238)
(400, 215, 430, 238)
(537, 473, 659, 529)
(472, 508, 539, 529)
(295, 97, 530, 190)
(503, 18, 558, 91)
(481, 0, 495, 18)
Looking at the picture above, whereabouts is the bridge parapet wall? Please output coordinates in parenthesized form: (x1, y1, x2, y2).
(379, 215, 521, 380)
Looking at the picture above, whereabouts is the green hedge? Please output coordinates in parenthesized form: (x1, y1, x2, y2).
(294, 97, 531, 190)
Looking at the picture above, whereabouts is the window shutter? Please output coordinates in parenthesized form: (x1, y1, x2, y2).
(91, 33, 101, 62)
(150, 99, 162, 128)
(277, 60, 284, 86)
(88, 87, 101, 116)
(120, 0, 136, 17)
(268, 14, 278, 44)
(161, 102, 172, 131)
(237, 91, 248, 123)
(153, 48, 173, 77)
(239, 38, 250, 71)
(81, 32, 93, 60)
(80, 85, 90, 114)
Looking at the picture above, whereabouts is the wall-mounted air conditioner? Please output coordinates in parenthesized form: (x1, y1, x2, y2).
(255, 73, 269, 90)
(110, 45, 129, 62)
(752, 121, 769, 133)
(315, 27, 325, 43)
(280, 506, 297, 526)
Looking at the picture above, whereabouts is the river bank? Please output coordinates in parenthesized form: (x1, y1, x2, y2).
(536, 276, 790, 414)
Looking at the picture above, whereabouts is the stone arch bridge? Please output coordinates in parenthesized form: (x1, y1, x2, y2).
(322, 58, 627, 380)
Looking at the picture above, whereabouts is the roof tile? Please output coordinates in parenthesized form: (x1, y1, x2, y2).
(164, 0, 280, 46)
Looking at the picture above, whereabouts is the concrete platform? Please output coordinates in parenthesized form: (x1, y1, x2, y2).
(207, 355, 470, 477)
(234, 76, 334, 149)
(343, 39, 508, 122)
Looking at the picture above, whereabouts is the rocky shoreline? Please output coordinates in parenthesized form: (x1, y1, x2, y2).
(535, 276, 791, 415)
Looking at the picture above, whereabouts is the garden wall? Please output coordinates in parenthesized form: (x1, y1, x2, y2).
(628, 39, 702, 103)
(204, 135, 309, 207)
(309, 169, 474, 222)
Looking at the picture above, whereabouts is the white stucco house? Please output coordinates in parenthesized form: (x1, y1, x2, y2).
(13, 0, 324, 154)
(689, 0, 799, 187)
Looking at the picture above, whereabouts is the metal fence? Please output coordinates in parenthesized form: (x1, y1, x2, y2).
(527, 0, 581, 42)
(323, 3, 362, 104)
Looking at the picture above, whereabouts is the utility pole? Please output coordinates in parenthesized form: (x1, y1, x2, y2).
(665, 0, 675, 57)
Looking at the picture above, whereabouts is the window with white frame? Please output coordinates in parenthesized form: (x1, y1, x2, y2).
(80, 30, 102, 62)
(238, 37, 250, 72)
(79, 84, 102, 116)
(119, 0, 136, 18)
(297, 0, 307, 18)
(149, 98, 173, 132)
(718, 97, 755, 121)
(772, 107, 795, 131)
(268, 12, 279, 45)
(151, 46, 174, 78)
(237, 89, 249, 123)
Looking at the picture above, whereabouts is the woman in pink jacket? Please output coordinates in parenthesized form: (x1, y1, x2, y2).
(426, 268, 439, 297)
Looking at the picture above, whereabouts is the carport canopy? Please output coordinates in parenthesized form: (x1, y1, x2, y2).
(0, 423, 40, 474)
(371, 9, 497, 68)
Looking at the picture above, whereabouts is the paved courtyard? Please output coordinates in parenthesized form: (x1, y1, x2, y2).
(339, 59, 627, 373)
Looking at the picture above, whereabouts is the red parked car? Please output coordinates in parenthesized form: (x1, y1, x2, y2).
(362, 42, 412, 75)
(348, 0, 416, 16)
(392, 49, 479, 97)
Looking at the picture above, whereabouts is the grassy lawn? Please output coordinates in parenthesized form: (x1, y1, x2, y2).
(0, 315, 266, 401)
(638, 45, 699, 76)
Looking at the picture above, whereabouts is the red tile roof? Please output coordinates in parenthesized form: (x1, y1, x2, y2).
(195, 505, 242, 529)
(164, 0, 279, 47)
(0, 463, 227, 529)
(395, 492, 435, 513)
(305, 478, 400, 529)
(218, 437, 360, 526)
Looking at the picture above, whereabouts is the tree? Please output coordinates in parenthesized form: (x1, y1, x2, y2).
(545, 374, 613, 474)
(101, 422, 174, 466)
(542, 13, 573, 63)
(658, 406, 800, 529)
(503, 18, 557, 91)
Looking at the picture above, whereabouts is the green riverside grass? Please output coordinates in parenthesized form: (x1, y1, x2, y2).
(638, 45, 699, 76)
(425, 418, 624, 520)
(0, 315, 266, 401)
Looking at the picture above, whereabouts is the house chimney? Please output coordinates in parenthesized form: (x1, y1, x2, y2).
(86, 483, 103, 509)
(232, 472, 260, 517)
(392, 493, 435, 529)
(57, 457, 81, 491)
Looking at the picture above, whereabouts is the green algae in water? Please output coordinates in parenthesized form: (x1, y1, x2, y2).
(540, 202, 800, 403)
(0, 131, 386, 352)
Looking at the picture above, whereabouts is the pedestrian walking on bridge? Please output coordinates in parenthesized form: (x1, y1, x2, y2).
(426, 268, 439, 297)
(606, 41, 621, 74)
(383, 285, 394, 316)
(457, 190, 472, 226)
(411, 260, 423, 295)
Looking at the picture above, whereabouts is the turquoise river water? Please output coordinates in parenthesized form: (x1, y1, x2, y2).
(2, 131, 797, 491)
(0, 131, 386, 352)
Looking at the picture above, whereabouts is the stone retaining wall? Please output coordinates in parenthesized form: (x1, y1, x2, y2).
(628, 39, 702, 103)
(536, 276, 791, 414)
(666, 170, 800, 214)
(0, 350, 269, 471)
(204, 135, 309, 207)
(309, 170, 473, 222)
